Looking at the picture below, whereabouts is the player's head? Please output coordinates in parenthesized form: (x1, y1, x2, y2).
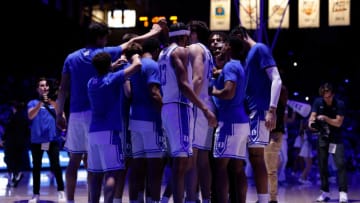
(169, 22, 190, 47)
(187, 20, 210, 45)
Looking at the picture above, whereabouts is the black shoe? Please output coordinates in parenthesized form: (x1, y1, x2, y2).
(12, 172, 23, 187)
(269, 201, 278, 203)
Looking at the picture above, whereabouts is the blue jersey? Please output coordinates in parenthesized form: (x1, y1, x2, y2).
(130, 57, 162, 123)
(87, 70, 126, 132)
(244, 43, 276, 112)
(63, 46, 122, 113)
(27, 100, 57, 143)
(212, 59, 248, 123)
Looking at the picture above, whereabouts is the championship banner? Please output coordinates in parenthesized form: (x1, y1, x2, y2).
(298, 0, 320, 28)
(210, 0, 231, 31)
(239, 0, 260, 30)
(268, 0, 290, 29)
(329, 0, 350, 26)
(287, 100, 312, 117)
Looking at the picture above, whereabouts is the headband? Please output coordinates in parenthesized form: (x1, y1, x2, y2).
(169, 30, 190, 37)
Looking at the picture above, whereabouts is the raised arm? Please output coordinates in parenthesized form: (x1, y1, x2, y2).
(120, 19, 167, 51)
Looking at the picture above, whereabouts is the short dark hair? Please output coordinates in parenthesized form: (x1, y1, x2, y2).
(124, 42, 143, 60)
(92, 52, 111, 75)
(229, 25, 249, 39)
(319, 82, 335, 96)
(36, 77, 48, 86)
(142, 38, 160, 54)
(228, 35, 244, 55)
(121, 33, 139, 43)
(87, 22, 109, 43)
(169, 22, 188, 32)
(187, 20, 210, 45)
(208, 31, 228, 44)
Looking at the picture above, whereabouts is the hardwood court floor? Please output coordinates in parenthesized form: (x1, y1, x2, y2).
(0, 168, 360, 203)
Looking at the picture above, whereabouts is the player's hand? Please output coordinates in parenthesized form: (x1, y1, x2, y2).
(265, 110, 276, 131)
(203, 109, 217, 128)
(56, 113, 67, 130)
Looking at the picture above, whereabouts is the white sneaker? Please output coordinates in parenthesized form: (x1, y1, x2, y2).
(29, 194, 40, 203)
(316, 191, 330, 202)
(339, 191, 348, 203)
(58, 191, 66, 203)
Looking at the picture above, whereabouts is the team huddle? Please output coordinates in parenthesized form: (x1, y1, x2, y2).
(48, 18, 283, 203)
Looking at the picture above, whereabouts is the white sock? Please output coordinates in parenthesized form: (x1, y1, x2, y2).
(258, 193, 269, 203)
(113, 198, 122, 203)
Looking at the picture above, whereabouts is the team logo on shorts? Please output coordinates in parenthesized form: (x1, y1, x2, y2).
(215, 122, 227, 155)
(182, 134, 190, 149)
(248, 128, 258, 144)
(156, 131, 167, 150)
(215, 134, 227, 156)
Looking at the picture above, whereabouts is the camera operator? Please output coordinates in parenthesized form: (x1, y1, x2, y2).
(308, 82, 348, 203)
(27, 77, 65, 202)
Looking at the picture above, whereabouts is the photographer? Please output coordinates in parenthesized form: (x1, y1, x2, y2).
(308, 82, 348, 203)
(27, 77, 65, 202)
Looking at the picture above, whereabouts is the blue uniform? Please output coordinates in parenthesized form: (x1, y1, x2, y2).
(212, 59, 249, 159)
(87, 69, 127, 171)
(244, 43, 276, 113)
(63, 46, 123, 153)
(129, 57, 167, 158)
(244, 43, 276, 146)
(63, 46, 123, 113)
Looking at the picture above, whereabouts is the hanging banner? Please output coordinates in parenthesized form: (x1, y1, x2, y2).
(287, 100, 311, 117)
(298, 0, 320, 28)
(210, 0, 231, 31)
(239, 0, 260, 30)
(268, 0, 290, 29)
(329, 0, 350, 26)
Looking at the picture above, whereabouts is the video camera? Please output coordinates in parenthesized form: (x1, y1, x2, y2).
(310, 119, 330, 137)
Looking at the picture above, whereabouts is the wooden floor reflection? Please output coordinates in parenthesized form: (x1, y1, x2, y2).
(0, 169, 360, 203)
